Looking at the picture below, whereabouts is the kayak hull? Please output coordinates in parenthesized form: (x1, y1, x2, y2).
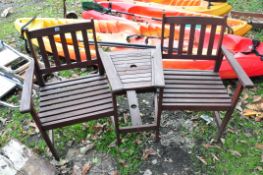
(94, 0, 232, 16)
(15, 18, 263, 79)
(89, 1, 250, 36)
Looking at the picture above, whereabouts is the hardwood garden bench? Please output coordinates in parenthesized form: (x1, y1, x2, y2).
(20, 20, 116, 160)
(157, 15, 254, 141)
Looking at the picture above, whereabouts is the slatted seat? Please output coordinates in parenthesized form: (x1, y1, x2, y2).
(37, 75, 113, 129)
(163, 69, 232, 110)
(20, 20, 116, 160)
(156, 15, 254, 142)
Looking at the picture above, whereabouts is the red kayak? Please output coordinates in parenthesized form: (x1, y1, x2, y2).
(82, 10, 263, 79)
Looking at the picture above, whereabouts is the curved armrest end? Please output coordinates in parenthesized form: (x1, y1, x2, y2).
(20, 61, 35, 113)
(222, 46, 254, 88)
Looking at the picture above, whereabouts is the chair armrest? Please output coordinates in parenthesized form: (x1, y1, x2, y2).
(222, 46, 254, 88)
(20, 61, 35, 113)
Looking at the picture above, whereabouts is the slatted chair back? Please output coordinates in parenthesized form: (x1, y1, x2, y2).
(25, 19, 103, 86)
(161, 15, 227, 72)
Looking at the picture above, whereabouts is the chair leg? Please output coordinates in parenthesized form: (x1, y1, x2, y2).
(40, 129, 60, 161)
(216, 109, 234, 142)
(30, 108, 60, 160)
(216, 82, 243, 142)
(112, 94, 121, 145)
(155, 88, 163, 142)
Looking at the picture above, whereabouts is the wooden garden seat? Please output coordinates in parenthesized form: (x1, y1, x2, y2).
(163, 69, 232, 110)
(20, 20, 115, 160)
(156, 15, 254, 141)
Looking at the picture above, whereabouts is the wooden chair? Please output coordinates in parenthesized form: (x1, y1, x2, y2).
(20, 20, 115, 160)
(156, 15, 254, 142)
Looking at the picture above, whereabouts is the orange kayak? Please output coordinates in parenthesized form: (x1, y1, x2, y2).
(93, 0, 232, 16)
(89, 1, 250, 36)
(15, 18, 263, 79)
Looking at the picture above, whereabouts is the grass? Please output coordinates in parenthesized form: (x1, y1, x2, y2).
(0, 0, 263, 174)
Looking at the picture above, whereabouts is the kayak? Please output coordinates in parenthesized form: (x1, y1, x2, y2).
(93, 0, 232, 16)
(14, 18, 263, 79)
(86, 1, 250, 36)
(82, 10, 251, 36)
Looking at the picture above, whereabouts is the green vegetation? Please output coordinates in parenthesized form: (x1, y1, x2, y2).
(0, 0, 263, 174)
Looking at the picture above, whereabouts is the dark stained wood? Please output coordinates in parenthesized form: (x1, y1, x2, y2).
(81, 29, 91, 61)
(126, 90, 142, 126)
(197, 24, 206, 55)
(99, 46, 164, 142)
(21, 21, 115, 160)
(25, 20, 103, 84)
(98, 47, 123, 92)
(152, 45, 165, 88)
(37, 37, 50, 69)
(187, 24, 196, 55)
(222, 46, 254, 87)
(178, 24, 185, 55)
(59, 33, 71, 64)
(159, 15, 254, 143)
(20, 61, 34, 113)
(48, 35, 61, 66)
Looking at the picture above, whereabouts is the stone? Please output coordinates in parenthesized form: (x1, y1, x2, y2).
(79, 143, 94, 154)
(151, 159, 157, 165)
(0, 139, 55, 175)
(143, 169, 152, 175)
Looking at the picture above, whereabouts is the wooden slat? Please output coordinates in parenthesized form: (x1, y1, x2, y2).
(165, 75, 220, 80)
(81, 29, 91, 61)
(37, 37, 50, 69)
(71, 31, 81, 62)
(164, 70, 218, 76)
(152, 45, 165, 87)
(164, 89, 227, 93)
(59, 33, 71, 64)
(41, 74, 104, 91)
(112, 55, 151, 62)
(162, 103, 231, 110)
(40, 98, 112, 118)
(163, 98, 231, 103)
(40, 88, 110, 107)
(120, 73, 151, 80)
(123, 82, 152, 90)
(40, 93, 112, 112)
(110, 51, 151, 59)
(116, 65, 151, 72)
(98, 48, 123, 92)
(48, 35, 61, 67)
(165, 79, 223, 85)
(42, 108, 114, 129)
(126, 90, 142, 126)
(40, 103, 113, 123)
(40, 85, 109, 101)
(164, 93, 230, 99)
(122, 77, 151, 83)
(178, 24, 185, 55)
(113, 58, 150, 65)
(187, 24, 196, 55)
(114, 62, 151, 68)
(40, 80, 107, 96)
(207, 24, 217, 56)
(168, 23, 175, 55)
(118, 69, 151, 76)
(197, 24, 206, 55)
(165, 84, 225, 89)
